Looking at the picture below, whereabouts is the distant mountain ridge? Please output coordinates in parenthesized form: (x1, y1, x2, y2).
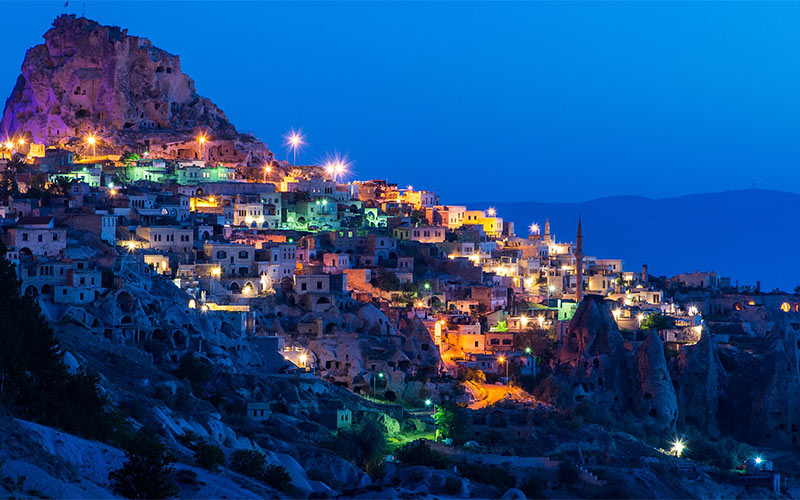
(468, 189, 800, 292)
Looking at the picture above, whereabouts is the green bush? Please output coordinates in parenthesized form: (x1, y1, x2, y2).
(328, 419, 387, 474)
(458, 463, 514, 489)
(230, 449, 292, 491)
(230, 449, 267, 478)
(194, 440, 225, 471)
(395, 441, 449, 469)
(109, 430, 178, 499)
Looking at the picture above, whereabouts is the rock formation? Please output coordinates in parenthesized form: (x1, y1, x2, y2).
(673, 329, 722, 438)
(1, 15, 272, 166)
(557, 294, 629, 411)
(632, 331, 678, 431)
(748, 315, 800, 449)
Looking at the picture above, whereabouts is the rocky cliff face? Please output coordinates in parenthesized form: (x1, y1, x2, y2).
(748, 315, 800, 449)
(632, 331, 678, 431)
(1, 15, 272, 165)
(557, 294, 630, 412)
(672, 329, 722, 438)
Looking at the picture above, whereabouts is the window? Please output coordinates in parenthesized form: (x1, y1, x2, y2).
(53, 233, 59, 241)
(22, 233, 28, 241)
(301, 282, 307, 291)
(37, 234, 43, 242)
(316, 281, 323, 289)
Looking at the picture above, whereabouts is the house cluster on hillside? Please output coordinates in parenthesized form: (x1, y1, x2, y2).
(0, 144, 711, 379)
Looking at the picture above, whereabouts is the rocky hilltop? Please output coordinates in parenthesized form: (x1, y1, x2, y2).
(1, 15, 272, 166)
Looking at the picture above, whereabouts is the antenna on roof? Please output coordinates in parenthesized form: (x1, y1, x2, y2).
(82, 2, 86, 17)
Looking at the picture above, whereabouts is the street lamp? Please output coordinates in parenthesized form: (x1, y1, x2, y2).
(264, 164, 272, 182)
(197, 134, 207, 159)
(529, 223, 540, 235)
(86, 135, 97, 160)
(372, 372, 384, 399)
(498, 356, 509, 393)
(487, 207, 496, 217)
(671, 439, 686, 458)
(637, 313, 645, 329)
(284, 128, 305, 165)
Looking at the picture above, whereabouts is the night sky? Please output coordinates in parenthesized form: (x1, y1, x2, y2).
(3, 1, 800, 203)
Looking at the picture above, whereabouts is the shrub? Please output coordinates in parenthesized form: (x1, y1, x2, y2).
(262, 464, 292, 491)
(230, 449, 292, 491)
(230, 449, 267, 478)
(109, 430, 178, 499)
(557, 461, 580, 486)
(328, 419, 387, 473)
(395, 441, 449, 469)
(458, 463, 514, 489)
(194, 441, 225, 471)
(442, 476, 462, 495)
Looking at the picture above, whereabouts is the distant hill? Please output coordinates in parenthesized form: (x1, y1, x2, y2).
(468, 189, 800, 292)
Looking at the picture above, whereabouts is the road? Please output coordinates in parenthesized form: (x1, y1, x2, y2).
(468, 383, 511, 410)
(468, 383, 536, 410)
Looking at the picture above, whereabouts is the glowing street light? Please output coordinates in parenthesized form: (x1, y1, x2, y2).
(372, 371, 384, 399)
(529, 223, 540, 235)
(196, 134, 207, 159)
(17, 138, 24, 146)
(612, 309, 621, 321)
(498, 356, 509, 393)
(263, 164, 272, 182)
(3, 141, 12, 150)
(671, 439, 686, 457)
(537, 315, 545, 328)
(487, 207, 496, 217)
(637, 313, 645, 328)
(424, 399, 432, 407)
(299, 353, 308, 367)
(755, 456, 763, 465)
(284, 128, 305, 165)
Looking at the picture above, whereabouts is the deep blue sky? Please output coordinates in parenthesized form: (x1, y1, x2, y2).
(3, 1, 800, 202)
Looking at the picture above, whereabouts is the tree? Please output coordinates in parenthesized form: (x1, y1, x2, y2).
(194, 440, 225, 471)
(121, 152, 140, 165)
(641, 312, 671, 331)
(0, 243, 116, 441)
(433, 401, 466, 442)
(109, 430, 179, 499)
(372, 268, 401, 291)
(230, 449, 292, 491)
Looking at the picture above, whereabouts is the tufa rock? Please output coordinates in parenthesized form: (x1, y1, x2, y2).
(1, 15, 272, 166)
(748, 315, 800, 449)
(673, 328, 722, 438)
(632, 331, 678, 432)
(558, 295, 629, 411)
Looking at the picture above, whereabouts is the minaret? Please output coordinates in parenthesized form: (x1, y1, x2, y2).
(575, 217, 584, 302)
(544, 218, 550, 237)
